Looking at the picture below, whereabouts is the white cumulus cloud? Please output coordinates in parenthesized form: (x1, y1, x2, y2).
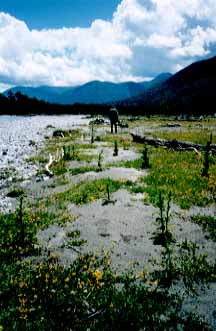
(0, 0, 216, 90)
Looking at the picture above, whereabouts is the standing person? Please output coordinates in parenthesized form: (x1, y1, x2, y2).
(108, 107, 119, 133)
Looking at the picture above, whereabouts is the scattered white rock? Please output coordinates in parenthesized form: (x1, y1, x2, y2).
(0, 115, 90, 212)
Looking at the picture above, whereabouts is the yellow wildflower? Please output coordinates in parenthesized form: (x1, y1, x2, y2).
(149, 280, 158, 286)
(137, 270, 148, 280)
(45, 273, 49, 283)
(103, 249, 110, 258)
(94, 270, 102, 282)
(19, 281, 27, 289)
(19, 307, 28, 313)
(143, 192, 149, 200)
(19, 297, 27, 305)
(77, 279, 84, 289)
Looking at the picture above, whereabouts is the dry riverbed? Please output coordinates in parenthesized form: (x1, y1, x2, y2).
(1, 115, 216, 329)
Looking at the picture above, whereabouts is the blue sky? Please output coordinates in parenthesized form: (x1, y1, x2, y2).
(0, 0, 121, 29)
(0, 0, 216, 90)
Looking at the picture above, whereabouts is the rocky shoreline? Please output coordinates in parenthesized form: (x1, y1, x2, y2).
(0, 115, 89, 212)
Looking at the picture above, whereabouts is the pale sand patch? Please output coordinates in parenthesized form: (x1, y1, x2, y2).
(38, 190, 216, 270)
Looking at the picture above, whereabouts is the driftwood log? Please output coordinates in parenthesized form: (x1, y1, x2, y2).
(45, 154, 54, 177)
(44, 148, 64, 177)
(131, 133, 216, 155)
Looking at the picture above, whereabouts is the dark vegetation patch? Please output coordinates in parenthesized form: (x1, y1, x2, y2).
(70, 165, 98, 176)
(7, 187, 25, 198)
(191, 215, 216, 242)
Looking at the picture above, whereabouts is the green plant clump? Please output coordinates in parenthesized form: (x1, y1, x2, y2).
(51, 160, 67, 176)
(97, 150, 103, 172)
(144, 148, 216, 208)
(191, 215, 216, 242)
(55, 178, 123, 206)
(113, 158, 144, 170)
(141, 145, 150, 169)
(113, 140, 118, 156)
(7, 187, 25, 198)
(153, 191, 175, 247)
(70, 165, 97, 176)
(0, 200, 39, 264)
(201, 134, 212, 177)
(63, 145, 78, 161)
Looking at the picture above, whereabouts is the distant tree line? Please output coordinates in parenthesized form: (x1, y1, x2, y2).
(0, 89, 215, 117)
(0, 91, 109, 116)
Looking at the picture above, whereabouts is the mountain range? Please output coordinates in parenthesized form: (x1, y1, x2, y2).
(4, 73, 171, 105)
(2, 55, 216, 116)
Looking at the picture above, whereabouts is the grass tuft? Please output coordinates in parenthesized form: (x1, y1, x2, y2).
(191, 215, 216, 241)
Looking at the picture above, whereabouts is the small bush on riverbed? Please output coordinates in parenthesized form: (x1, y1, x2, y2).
(113, 140, 118, 156)
(0, 210, 39, 264)
(191, 214, 216, 242)
(153, 191, 175, 246)
(63, 145, 78, 161)
(112, 157, 144, 169)
(51, 160, 67, 176)
(70, 165, 98, 175)
(7, 187, 25, 198)
(141, 144, 150, 169)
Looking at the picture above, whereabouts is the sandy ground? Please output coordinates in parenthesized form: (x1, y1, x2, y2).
(38, 189, 216, 269)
